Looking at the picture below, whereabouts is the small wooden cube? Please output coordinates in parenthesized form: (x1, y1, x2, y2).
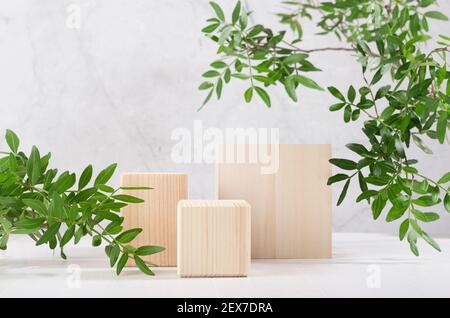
(177, 200, 251, 277)
(121, 173, 188, 267)
(216, 144, 332, 259)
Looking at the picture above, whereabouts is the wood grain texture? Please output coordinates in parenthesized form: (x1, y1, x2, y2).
(121, 173, 188, 267)
(177, 200, 251, 277)
(216, 144, 332, 259)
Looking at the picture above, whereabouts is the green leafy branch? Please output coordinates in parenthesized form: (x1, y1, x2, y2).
(199, 0, 450, 255)
(199, 1, 325, 110)
(0, 130, 164, 275)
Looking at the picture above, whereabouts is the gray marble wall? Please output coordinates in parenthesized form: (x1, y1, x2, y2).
(1, 0, 449, 236)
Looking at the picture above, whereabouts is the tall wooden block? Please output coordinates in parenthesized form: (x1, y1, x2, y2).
(216, 144, 332, 259)
(121, 173, 188, 267)
(177, 200, 251, 277)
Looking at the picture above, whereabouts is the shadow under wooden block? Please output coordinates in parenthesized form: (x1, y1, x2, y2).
(121, 173, 188, 267)
(216, 144, 332, 259)
(177, 200, 251, 277)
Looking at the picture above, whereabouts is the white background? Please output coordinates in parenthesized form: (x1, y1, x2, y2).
(0, 0, 449, 236)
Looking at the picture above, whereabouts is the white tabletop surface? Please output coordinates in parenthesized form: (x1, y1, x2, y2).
(1, 233, 450, 298)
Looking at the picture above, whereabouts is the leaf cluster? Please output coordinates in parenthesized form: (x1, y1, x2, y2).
(0, 130, 164, 275)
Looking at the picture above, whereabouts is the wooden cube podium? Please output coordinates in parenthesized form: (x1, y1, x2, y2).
(121, 173, 188, 267)
(216, 144, 332, 259)
(177, 200, 251, 277)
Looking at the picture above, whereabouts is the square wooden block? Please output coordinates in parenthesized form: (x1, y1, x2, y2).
(121, 173, 188, 267)
(216, 144, 332, 259)
(177, 200, 251, 277)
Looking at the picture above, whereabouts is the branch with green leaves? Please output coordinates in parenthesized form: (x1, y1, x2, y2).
(0, 129, 164, 276)
(199, 0, 450, 255)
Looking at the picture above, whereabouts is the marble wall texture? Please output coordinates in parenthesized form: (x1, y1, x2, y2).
(1, 0, 449, 236)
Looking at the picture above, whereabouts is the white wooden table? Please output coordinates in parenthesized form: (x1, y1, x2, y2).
(1, 233, 450, 297)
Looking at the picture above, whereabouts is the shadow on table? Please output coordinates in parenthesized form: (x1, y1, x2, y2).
(0, 258, 179, 281)
(0, 254, 425, 281)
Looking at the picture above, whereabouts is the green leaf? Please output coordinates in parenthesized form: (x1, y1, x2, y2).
(199, 82, 214, 90)
(284, 76, 297, 102)
(210, 61, 228, 69)
(95, 210, 122, 222)
(365, 176, 390, 186)
(239, 11, 248, 29)
(202, 70, 220, 78)
(202, 23, 219, 33)
(218, 25, 233, 45)
(394, 137, 405, 158)
(410, 219, 423, 234)
(232, 1, 241, 25)
(14, 217, 45, 229)
(232, 73, 250, 80)
(372, 196, 387, 220)
(403, 166, 418, 174)
(351, 109, 360, 121)
(412, 135, 433, 154)
(22, 199, 47, 216)
(329, 158, 357, 170)
(424, 11, 449, 21)
(329, 103, 346, 111)
(134, 255, 155, 276)
(216, 78, 223, 99)
(412, 209, 440, 222)
(413, 195, 440, 207)
(209, 1, 225, 21)
(399, 219, 409, 241)
(36, 223, 61, 246)
(244, 87, 253, 103)
(27, 146, 41, 186)
(60, 225, 75, 247)
(328, 86, 345, 101)
(337, 179, 350, 206)
(49, 192, 64, 219)
(375, 85, 390, 100)
(386, 205, 408, 222)
(444, 194, 450, 213)
(343, 105, 352, 123)
(437, 111, 448, 144)
(283, 53, 308, 65)
(116, 252, 129, 275)
(438, 172, 450, 184)
(292, 75, 323, 91)
(115, 228, 143, 244)
(74, 226, 84, 244)
(356, 190, 378, 203)
(53, 172, 76, 193)
(5, 129, 20, 153)
(421, 232, 441, 252)
(346, 143, 372, 157)
(409, 242, 419, 256)
(94, 163, 117, 186)
(92, 235, 102, 247)
(255, 87, 271, 107)
(109, 245, 120, 267)
(199, 89, 213, 111)
(98, 184, 115, 193)
(112, 194, 144, 203)
(371, 69, 383, 85)
(135, 245, 165, 256)
(327, 174, 349, 185)
(79, 165, 93, 190)
(347, 86, 356, 103)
